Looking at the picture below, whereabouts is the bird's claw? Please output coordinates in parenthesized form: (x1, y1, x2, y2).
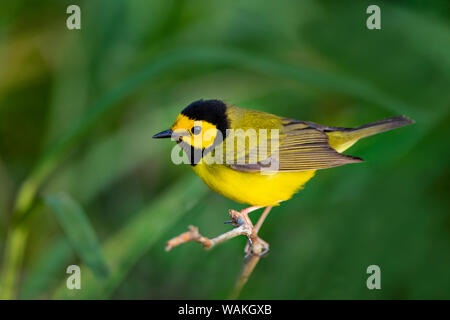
(244, 237, 269, 258)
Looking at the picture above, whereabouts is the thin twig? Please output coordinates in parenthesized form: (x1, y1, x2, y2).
(229, 254, 261, 299)
(230, 207, 272, 298)
(165, 209, 253, 251)
(165, 207, 272, 299)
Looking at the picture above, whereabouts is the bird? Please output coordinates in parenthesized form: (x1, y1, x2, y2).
(153, 99, 414, 252)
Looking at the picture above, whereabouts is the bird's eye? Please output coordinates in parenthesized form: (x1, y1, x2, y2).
(191, 126, 202, 135)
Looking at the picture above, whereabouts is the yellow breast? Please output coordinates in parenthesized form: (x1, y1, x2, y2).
(191, 162, 315, 206)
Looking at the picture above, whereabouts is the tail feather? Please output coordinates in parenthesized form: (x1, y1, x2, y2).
(326, 115, 415, 153)
(346, 115, 415, 140)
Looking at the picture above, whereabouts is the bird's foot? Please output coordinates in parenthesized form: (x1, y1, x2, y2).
(228, 207, 270, 257)
(244, 236, 269, 258)
(165, 206, 270, 257)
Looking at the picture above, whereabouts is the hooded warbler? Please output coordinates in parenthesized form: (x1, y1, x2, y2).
(153, 99, 413, 225)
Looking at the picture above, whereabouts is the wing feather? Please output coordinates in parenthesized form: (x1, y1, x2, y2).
(228, 117, 362, 172)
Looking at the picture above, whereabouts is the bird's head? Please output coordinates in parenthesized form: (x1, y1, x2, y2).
(153, 99, 229, 150)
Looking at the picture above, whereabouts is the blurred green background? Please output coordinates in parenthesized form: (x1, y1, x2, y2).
(0, 0, 449, 299)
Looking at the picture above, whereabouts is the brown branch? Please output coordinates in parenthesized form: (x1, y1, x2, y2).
(229, 254, 261, 299)
(165, 209, 253, 251)
(165, 207, 272, 299)
(165, 225, 212, 250)
(232, 229, 270, 299)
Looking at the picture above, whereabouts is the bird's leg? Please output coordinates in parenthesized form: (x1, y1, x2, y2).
(254, 206, 272, 234)
(226, 206, 268, 252)
(225, 206, 261, 229)
(244, 206, 272, 257)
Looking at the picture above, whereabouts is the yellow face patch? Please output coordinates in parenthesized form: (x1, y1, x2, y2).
(171, 114, 218, 149)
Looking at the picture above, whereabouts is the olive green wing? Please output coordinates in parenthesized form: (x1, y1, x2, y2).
(275, 118, 363, 171)
(220, 106, 283, 168)
(229, 118, 363, 172)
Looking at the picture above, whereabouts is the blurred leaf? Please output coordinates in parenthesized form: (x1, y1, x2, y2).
(44, 193, 108, 278)
(20, 239, 73, 299)
(52, 175, 208, 299)
(301, 1, 450, 120)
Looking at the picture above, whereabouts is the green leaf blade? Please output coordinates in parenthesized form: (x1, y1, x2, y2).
(44, 193, 109, 278)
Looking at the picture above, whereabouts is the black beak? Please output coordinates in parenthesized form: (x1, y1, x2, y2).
(152, 129, 173, 139)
